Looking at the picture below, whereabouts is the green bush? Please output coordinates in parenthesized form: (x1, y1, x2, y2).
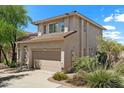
(96, 51, 108, 68)
(3, 59, 17, 68)
(53, 72, 68, 81)
(9, 61, 17, 68)
(72, 56, 99, 72)
(3, 59, 10, 66)
(85, 70, 124, 88)
(97, 37, 124, 69)
(114, 63, 124, 76)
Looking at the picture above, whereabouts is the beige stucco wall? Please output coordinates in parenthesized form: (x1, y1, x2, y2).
(37, 15, 103, 53)
(81, 21, 102, 56)
(63, 16, 83, 71)
(64, 32, 80, 71)
(37, 15, 81, 35)
(18, 40, 64, 68)
(79, 18, 102, 56)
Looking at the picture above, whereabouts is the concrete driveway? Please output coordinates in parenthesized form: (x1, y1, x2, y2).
(0, 70, 67, 88)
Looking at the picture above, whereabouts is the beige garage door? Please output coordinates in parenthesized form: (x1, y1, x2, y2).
(32, 50, 62, 72)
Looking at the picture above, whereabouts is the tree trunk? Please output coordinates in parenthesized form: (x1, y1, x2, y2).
(11, 42, 16, 63)
(11, 29, 17, 64)
(0, 45, 9, 66)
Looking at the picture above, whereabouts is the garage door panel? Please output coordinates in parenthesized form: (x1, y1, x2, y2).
(34, 60, 61, 72)
(40, 60, 61, 72)
(32, 50, 61, 72)
(32, 51, 61, 61)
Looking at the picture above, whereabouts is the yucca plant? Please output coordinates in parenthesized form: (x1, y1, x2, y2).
(86, 70, 124, 88)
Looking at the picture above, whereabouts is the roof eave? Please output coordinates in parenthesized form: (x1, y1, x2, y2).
(32, 11, 106, 30)
(75, 13, 106, 30)
(32, 13, 73, 25)
(16, 38, 64, 44)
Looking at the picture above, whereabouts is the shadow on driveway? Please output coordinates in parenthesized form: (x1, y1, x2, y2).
(0, 74, 29, 87)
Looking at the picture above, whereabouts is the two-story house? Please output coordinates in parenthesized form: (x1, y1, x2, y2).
(17, 11, 106, 72)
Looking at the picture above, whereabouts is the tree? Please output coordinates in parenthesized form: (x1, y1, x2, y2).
(0, 5, 31, 64)
(97, 37, 124, 69)
(0, 19, 14, 65)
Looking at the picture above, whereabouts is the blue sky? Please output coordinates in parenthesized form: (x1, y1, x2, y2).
(25, 5, 124, 44)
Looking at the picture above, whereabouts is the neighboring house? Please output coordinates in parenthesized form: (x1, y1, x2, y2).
(17, 32, 37, 41)
(17, 11, 106, 72)
(0, 32, 37, 63)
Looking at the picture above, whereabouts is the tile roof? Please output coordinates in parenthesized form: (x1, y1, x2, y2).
(17, 31, 77, 44)
(17, 33, 37, 41)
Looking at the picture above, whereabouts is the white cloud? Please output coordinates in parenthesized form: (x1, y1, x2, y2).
(104, 12, 124, 22)
(103, 31, 124, 45)
(115, 9, 120, 13)
(103, 31, 122, 40)
(104, 14, 114, 22)
(103, 25, 116, 30)
(114, 13, 124, 22)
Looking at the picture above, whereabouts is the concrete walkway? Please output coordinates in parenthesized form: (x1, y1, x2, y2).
(0, 70, 67, 88)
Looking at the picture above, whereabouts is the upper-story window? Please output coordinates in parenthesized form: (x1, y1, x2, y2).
(59, 21, 64, 32)
(43, 24, 47, 34)
(49, 21, 65, 33)
(49, 23, 58, 33)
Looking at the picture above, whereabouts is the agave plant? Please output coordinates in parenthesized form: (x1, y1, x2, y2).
(85, 70, 124, 88)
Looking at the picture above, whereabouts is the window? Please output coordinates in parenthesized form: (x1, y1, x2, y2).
(49, 23, 58, 33)
(43, 25, 47, 34)
(49, 21, 65, 33)
(59, 21, 64, 32)
(23, 46, 28, 63)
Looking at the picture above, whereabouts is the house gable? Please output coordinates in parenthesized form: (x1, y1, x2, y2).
(33, 11, 106, 36)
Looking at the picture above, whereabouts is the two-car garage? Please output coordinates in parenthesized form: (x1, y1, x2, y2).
(17, 31, 78, 72)
(32, 49, 62, 72)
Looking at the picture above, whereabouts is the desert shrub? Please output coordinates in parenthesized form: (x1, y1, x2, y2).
(85, 70, 124, 88)
(3, 59, 9, 65)
(72, 56, 99, 72)
(98, 37, 124, 69)
(114, 63, 124, 76)
(3, 59, 17, 68)
(53, 72, 68, 81)
(96, 51, 107, 68)
(67, 70, 89, 86)
(2, 59, 17, 68)
(67, 74, 86, 86)
(9, 61, 17, 68)
(3, 59, 10, 66)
